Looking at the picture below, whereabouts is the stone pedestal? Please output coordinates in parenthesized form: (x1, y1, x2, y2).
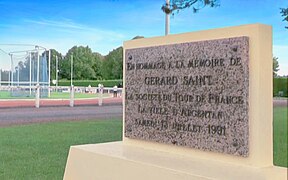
(64, 24, 287, 180)
(64, 142, 287, 180)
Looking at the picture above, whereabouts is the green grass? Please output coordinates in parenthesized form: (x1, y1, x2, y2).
(273, 107, 288, 167)
(48, 92, 110, 99)
(0, 119, 122, 180)
(0, 91, 14, 99)
(273, 77, 288, 97)
(0, 108, 286, 179)
(0, 91, 33, 99)
(58, 79, 122, 87)
(0, 91, 110, 99)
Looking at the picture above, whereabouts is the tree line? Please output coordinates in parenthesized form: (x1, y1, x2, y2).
(0, 45, 282, 84)
(0, 45, 123, 83)
(50, 45, 123, 81)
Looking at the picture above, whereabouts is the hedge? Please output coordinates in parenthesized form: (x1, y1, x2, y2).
(273, 77, 288, 97)
(56, 80, 122, 87)
(54, 77, 287, 97)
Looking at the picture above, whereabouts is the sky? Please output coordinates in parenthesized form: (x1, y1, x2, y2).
(0, 0, 287, 75)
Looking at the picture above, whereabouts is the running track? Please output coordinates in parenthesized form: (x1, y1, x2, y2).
(0, 97, 122, 108)
(0, 97, 123, 127)
(0, 98, 285, 127)
(0, 105, 123, 127)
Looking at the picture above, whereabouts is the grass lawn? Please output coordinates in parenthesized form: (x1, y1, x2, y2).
(49, 92, 110, 99)
(0, 119, 122, 180)
(273, 106, 288, 167)
(0, 91, 22, 99)
(0, 108, 286, 179)
(0, 91, 110, 99)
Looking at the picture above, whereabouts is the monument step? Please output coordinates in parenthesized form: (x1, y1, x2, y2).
(64, 142, 287, 180)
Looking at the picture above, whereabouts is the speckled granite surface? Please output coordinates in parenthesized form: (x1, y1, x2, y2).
(124, 36, 249, 157)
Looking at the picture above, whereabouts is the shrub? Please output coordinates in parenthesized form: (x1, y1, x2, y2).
(273, 77, 288, 97)
(55, 79, 123, 87)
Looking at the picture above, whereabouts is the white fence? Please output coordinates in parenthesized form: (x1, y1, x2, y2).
(0, 85, 123, 108)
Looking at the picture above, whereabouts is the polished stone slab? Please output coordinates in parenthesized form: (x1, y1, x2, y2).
(125, 37, 249, 157)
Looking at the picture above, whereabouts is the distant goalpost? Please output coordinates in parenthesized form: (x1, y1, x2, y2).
(0, 44, 51, 98)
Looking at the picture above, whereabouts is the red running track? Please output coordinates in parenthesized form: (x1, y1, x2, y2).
(0, 98, 286, 108)
(0, 97, 122, 108)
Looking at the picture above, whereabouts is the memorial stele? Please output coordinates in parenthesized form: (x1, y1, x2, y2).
(125, 36, 249, 157)
(64, 24, 287, 180)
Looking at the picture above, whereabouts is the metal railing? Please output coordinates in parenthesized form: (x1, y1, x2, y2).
(0, 85, 123, 108)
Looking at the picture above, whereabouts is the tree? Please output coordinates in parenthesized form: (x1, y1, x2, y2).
(162, 0, 219, 35)
(132, 36, 144, 40)
(0, 70, 10, 82)
(15, 52, 41, 82)
(280, 8, 288, 29)
(101, 47, 123, 80)
(92, 52, 104, 80)
(49, 49, 63, 81)
(162, 0, 219, 15)
(273, 57, 279, 77)
(63, 46, 98, 80)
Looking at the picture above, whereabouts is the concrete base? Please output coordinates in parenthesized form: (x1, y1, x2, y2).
(64, 142, 287, 180)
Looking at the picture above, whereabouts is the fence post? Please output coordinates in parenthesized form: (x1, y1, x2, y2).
(35, 84, 40, 108)
(70, 85, 74, 107)
(98, 85, 103, 106)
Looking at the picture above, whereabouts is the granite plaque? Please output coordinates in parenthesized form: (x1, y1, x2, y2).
(124, 37, 249, 157)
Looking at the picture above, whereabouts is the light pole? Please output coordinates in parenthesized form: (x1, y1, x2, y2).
(36, 46, 40, 86)
(0, 68, 2, 86)
(9, 53, 13, 87)
(18, 66, 20, 86)
(165, 0, 170, 35)
(8, 68, 10, 86)
(15, 66, 19, 86)
(35, 46, 40, 108)
(29, 52, 32, 95)
(71, 54, 73, 86)
(56, 55, 59, 92)
(0, 68, 2, 87)
(70, 54, 74, 107)
(48, 49, 51, 97)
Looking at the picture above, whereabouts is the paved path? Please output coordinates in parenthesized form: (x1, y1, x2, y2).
(273, 98, 288, 107)
(1, 97, 286, 108)
(0, 105, 123, 127)
(0, 97, 285, 127)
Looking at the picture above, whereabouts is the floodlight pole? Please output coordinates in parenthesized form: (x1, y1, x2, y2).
(8, 69, 10, 86)
(35, 46, 40, 108)
(165, 0, 170, 35)
(9, 54, 13, 87)
(71, 54, 73, 86)
(48, 49, 51, 97)
(70, 54, 74, 107)
(36, 46, 40, 85)
(56, 55, 58, 92)
(16, 66, 19, 86)
(0, 68, 2, 86)
(29, 52, 32, 95)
